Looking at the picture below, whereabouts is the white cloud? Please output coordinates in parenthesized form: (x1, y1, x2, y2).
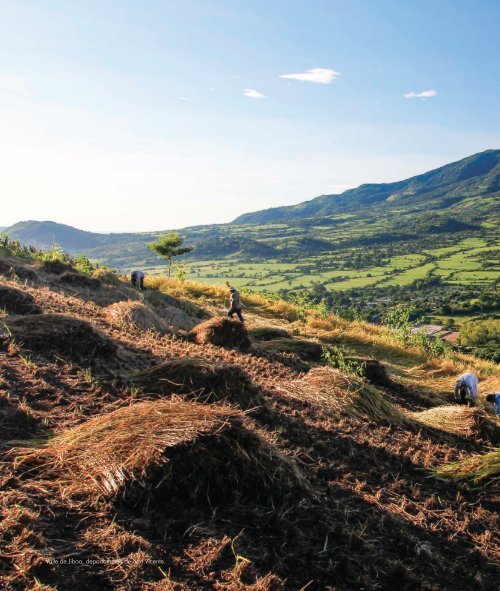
(279, 68, 340, 84)
(404, 89, 437, 99)
(243, 88, 266, 99)
(178, 96, 192, 102)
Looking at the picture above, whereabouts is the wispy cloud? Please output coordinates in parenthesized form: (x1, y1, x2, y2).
(404, 89, 437, 99)
(178, 96, 192, 102)
(279, 68, 340, 84)
(243, 88, 266, 99)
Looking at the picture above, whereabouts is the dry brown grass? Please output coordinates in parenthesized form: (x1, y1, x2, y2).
(434, 448, 500, 489)
(409, 405, 499, 441)
(280, 367, 408, 425)
(13, 400, 308, 507)
(105, 300, 169, 334)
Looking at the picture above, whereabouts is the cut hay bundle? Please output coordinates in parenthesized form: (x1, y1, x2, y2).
(259, 338, 323, 362)
(1, 313, 117, 362)
(281, 367, 407, 424)
(129, 357, 259, 407)
(0, 285, 42, 315)
(189, 317, 251, 350)
(144, 289, 205, 321)
(410, 405, 498, 440)
(249, 326, 292, 341)
(105, 301, 168, 334)
(40, 259, 74, 275)
(57, 271, 100, 288)
(434, 448, 500, 489)
(17, 400, 307, 507)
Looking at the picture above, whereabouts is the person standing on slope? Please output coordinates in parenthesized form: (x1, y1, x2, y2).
(454, 372, 479, 405)
(130, 270, 145, 290)
(226, 281, 244, 322)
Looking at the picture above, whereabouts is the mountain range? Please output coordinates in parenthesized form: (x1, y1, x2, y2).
(2, 149, 499, 273)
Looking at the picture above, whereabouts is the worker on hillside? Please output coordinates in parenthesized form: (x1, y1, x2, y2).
(130, 270, 145, 290)
(454, 372, 479, 405)
(485, 393, 500, 415)
(226, 281, 244, 322)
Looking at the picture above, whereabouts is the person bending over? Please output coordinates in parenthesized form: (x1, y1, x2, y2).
(130, 270, 145, 290)
(454, 372, 479, 405)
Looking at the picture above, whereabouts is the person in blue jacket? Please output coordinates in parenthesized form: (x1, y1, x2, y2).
(485, 393, 500, 415)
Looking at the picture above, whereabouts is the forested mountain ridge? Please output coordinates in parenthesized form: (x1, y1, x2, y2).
(233, 149, 499, 224)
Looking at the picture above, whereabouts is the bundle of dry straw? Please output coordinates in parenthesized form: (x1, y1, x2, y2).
(14, 400, 308, 506)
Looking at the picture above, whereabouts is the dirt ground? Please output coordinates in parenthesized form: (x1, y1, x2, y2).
(0, 265, 498, 591)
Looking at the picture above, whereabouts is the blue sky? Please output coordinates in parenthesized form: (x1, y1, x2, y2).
(0, 0, 499, 232)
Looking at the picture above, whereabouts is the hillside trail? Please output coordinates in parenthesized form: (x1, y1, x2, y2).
(0, 263, 498, 591)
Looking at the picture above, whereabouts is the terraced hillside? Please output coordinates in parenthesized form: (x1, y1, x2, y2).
(0, 249, 499, 591)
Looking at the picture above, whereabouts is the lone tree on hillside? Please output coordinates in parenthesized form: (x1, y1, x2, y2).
(147, 232, 193, 277)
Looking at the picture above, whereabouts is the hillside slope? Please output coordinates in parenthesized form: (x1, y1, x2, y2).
(0, 243, 499, 591)
(233, 149, 500, 225)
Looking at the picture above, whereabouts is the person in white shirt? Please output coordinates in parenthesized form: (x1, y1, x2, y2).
(454, 372, 479, 404)
(130, 270, 145, 290)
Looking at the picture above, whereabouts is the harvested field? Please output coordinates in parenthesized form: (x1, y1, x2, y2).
(15, 400, 307, 506)
(0, 285, 42, 315)
(105, 301, 168, 334)
(129, 356, 260, 407)
(190, 317, 251, 350)
(1, 262, 499, 591)
(0, 313, 117, 363)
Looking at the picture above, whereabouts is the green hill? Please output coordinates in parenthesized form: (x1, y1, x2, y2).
(233, 149, 500, 225)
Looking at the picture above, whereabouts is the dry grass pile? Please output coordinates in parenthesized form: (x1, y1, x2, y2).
(91, 268, 121, 285)
(129, 356, 259, 407)
(434, 448, 500, 489)
(282, 367, 408, 424)
(144, 288, 205, 320)
(248, 326, 292, 341)
(15, 400, 307, 507)
(141, 291, 199, 331)
(57, 271, 100, 288)
(259, 337, 323, 362)
(0, 313, 117, 362)
(105, 301, 168, 334)
(0, 285, 42, 315)
(40, 259, 74, 275)
(0, 256, 38, 281)
(410, 405, 499, 441)
(190, 317, 251, 350)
